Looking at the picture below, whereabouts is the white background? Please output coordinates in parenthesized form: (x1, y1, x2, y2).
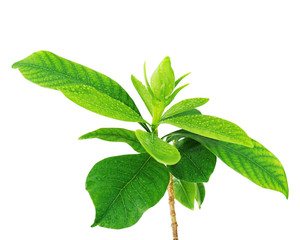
(1, 1, 299, 239)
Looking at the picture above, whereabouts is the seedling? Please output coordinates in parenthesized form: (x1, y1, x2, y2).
(13, 51, 288, 239)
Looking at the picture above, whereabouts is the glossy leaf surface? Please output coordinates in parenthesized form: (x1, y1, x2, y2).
(131, 75, 153, 115)
(195, 183, 205, 209)
(79, 128, 145, 153)
(86, 154, 169, 229)
(162, 98, 209, 120)
(168, 139, 216, 182)
(162, 114, 253, 147)
(135, 130, 180, 165)
(168, 130, 289, 198)
(173, 178, 195, 210)
(12, 51, 144, 122)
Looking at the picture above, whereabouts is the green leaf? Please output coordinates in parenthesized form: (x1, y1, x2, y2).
(79, 128, 145, 153)
(12, 51, 144, 122)
(165, 83, 189, 106)
(161, 114, 253, 147)
(173, 177, 195, 210)
(175, 72, 191, 87)
(86, 153, 169, 229)
(168, 130, 289, 198)
(135, 130, 181, 165)
(168, 138, 216, 182)
(150, 56, 175, 100)
(195, 183, 205, 209)
(131, 75, 153, 115)
(162, 98, 209, 120)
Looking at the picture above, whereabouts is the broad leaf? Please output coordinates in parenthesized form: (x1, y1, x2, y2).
(168, 138, 216, 182)
(150, 56, 175, 100)
(162, 98, 209, 120)
(173, 177, 195, 210)
(195, 183, 205, 209)
(135, 130, 181, 165)
(131, 75, 153, 115)
(168, 130, 289, 198)
(79, 128, 145, 153)
(86, 154, 169, 229)
(161, 114, 253, 147)
(175, 72, 191, 87)
(12, 51, 144, 122)
(165, 83, 189, 106)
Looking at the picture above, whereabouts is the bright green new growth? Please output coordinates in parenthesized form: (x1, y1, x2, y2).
(13, 52, 289, 233)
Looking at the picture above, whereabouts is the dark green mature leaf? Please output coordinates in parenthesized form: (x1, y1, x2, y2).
(86, 154, 169, 229)
(195, 183, 205, 209)
(79, 128, 145, 153)
(161, 115, 253, 147)
(12, 51, 145, 122)
(162, 98, 209, 120)
(168, 139, 216, 182)
(168, 130, 289, 198)
(131, 75, 153, 115)
(173, 178, 195, 210)
(135, 130, 181, 165)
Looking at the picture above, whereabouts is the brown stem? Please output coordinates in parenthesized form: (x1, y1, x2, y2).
(167, 173, 178, 240)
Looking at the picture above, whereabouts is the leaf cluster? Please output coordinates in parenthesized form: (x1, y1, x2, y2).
(13, 51, 289, 229)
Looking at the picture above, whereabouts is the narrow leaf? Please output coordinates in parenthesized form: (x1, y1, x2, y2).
(169, 130, 289, 198)
(86, 154, 169, 229)
(12, 51, 144, 122)
(135, 130, 181, 165)
(79, 128, 145, 153)
(168, 138, 216, 182)
(195, 183, 205, 209)
(175, 72, 191, 87)
(131, 75, 153, 115)
(162, 98, 209, 120)
(165, 83, 189, 106)
(173, 177, 195, 210)
(161, 114, 253, 147)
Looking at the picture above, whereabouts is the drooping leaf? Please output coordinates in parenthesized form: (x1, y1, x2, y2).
(135, 130, 181, 165)
(195, 183, 205, 209)
(150, 56, 175, 100)
(161, 114, 253, 147)
(168, 130, 289, 198)
(175, 72, 191, 87)
(79, 128, 145, 153)
(168, 138, 216, 182)
(12, 51, 145, 122)
(173, 177, 195, 210)
(131, 75, 153, 115)
(165, 83, 189, 106)
(162, 98, 209, 120)
(86, 153, 169, 229)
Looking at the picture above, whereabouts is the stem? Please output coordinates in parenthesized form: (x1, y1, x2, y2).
(167, 173, 178, 240)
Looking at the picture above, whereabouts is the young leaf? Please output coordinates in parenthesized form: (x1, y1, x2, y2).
(161, 114, 253, 147)
(135, 130, 181, 165)
(175, 72, 191, 87)
(168, 138, 216, 182)
(12, 51, 145, 122)
(79, 128, 145, 153)
(165, 83, 189, 106)
(86, 153, 169, 229)
(173, 177, 195, 210)
(161, 98, 209, 120)
(195, 183, 205, 209)
(150, 56, 175, 100)
(131, 75, 153, 115)
(168, 130, 289, 198)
